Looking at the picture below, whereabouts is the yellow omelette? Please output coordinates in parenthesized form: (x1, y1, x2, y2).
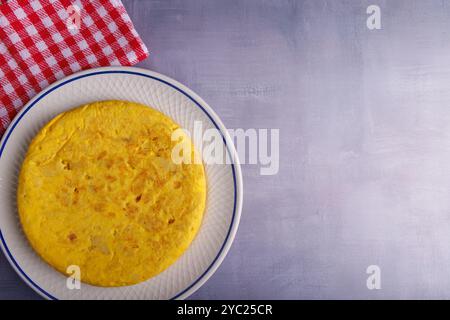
(17, 100, 206, 287)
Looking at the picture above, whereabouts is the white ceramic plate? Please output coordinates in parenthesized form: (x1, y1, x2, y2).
(0, 66, 243, 300)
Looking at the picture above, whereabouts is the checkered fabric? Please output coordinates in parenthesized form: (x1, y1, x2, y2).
(0, 0, 149, 136)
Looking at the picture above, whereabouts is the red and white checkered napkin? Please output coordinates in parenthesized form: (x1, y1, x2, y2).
(0, 0, 149, 136)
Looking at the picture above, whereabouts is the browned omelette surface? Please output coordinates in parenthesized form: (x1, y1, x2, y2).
(17, 100, 206, 286)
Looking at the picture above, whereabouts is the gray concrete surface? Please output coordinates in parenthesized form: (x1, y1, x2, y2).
(3, 0, 450, 299)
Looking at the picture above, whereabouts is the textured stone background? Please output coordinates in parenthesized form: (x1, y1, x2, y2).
(3, 0, 450, 299)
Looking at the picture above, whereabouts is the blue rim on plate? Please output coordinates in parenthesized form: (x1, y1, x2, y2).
(0, 69, 240, 300)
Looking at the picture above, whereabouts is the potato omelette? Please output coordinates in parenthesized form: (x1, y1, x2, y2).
(17, 100, 206, 287)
